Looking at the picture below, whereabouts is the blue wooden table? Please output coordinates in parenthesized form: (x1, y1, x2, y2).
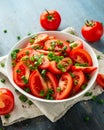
(0, 0, 104, 129)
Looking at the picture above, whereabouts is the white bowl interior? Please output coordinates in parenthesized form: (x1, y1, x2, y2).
(6, 31, 98, 103)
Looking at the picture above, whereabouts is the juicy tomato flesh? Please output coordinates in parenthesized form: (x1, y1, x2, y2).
(56, 73, 73, 100)
(46, 72, 58, 98)
(70, 48, 93, 66)
(13, 61, 30, 88)
(0, 88, 14, 115)
(72, 70, 85, 94)
(29, 70, 48, 98)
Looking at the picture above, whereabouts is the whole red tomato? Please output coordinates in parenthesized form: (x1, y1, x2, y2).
(81, 20, 103, 42)
(40, 10, 61, 30)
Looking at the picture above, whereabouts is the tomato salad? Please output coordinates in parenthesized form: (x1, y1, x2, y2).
(11, 33, 97, 100)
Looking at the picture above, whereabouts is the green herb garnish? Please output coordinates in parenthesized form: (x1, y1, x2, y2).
(4, 29, 7, 33)
(45, 89, 54, 100)
(74, 62, 88, 67)
(97, 99, 104, 104)
(0, 62, 5, 67)
(84, 92, 92, 96)
(1, 79, 5, 83)
(27, 33, 31, 36)
(57, 64, 66, 72)
(40, 90, 45, 97)
(24, 87, 30, 93)
(41, 69, 47, 78)
(19, 94, 28, 102)
(28, 100, 33, 105)
(48, 52, 64, 63)
(11, 49, 20, 59)
(83, 115, 90, 122)
(29, 39, 34, 44)
(92, 96, 97, 101)
(97, 55, 101, 60)
(21, 76, 28, 84)
(16, 69, 21, 73)
(81, 83, 87, 90)
(69, 72, 75, 78)
(57, 87, 61, 92)
(17, 36, 21, 40)
(4, 114, 10, 119)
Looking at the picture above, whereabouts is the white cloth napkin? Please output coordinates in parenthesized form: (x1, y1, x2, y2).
(0, 27, 104, 126)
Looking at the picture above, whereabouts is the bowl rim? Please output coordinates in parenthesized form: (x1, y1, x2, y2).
(6, 31, 98, 103)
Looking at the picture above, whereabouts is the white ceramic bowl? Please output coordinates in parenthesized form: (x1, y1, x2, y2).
(6, 31, 98, 103)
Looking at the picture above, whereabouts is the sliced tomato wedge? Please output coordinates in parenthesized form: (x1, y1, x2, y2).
(71, 66, 97, 73)
(57, 57, 73, 72)
(49, 61, 62, 74)
(29, 70, 48, 98)
(13, 61, 30, 88)
(39, 56, 50, 69)
(37, 49, 61, 55)
(56, 72, 73, 100)
(96, 73, 104, 88)
(44, 39, 70, 55)
(71, 70, 85, 94)
(69, 40, 83, 50)
(70, 48, 93, 66)
(0, 88, 14, 115)
(16, 47, 34, 62)
(34, 33, 49, 44)
(46, 72, 58, 98)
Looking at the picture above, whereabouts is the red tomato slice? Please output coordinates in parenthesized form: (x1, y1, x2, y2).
(57, 57, 73, 72)
(16, 47, 34, 62)
(49, 61, 62, 74)
(46, 72, 58, 98)
(70, 48, 93, 66)
(56, 73, 73, 100)
(34, 34, 49, 44)
(69, 40, 83, 50)
(39, 56, 50, 69)
(29, 70, 48, 98)
(0, 88, 14, 115)
(13, 61, 30, 88)
(44, 39, 70, 55)
(72, 70, 85, 94)
(71, 66, 97, 73)
(96, 73, 104, 88)
(37, 49, 61, 55)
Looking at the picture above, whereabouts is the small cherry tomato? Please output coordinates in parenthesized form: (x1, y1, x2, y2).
(40, 10, 61, 30)
(56, 72, 73, 100)
(96, 73, 104, 88)
(13, 61, 30, 88)
(0, 88, 14, 115)
(29, 70, 48, 98)
(81, 20, 103, 42)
